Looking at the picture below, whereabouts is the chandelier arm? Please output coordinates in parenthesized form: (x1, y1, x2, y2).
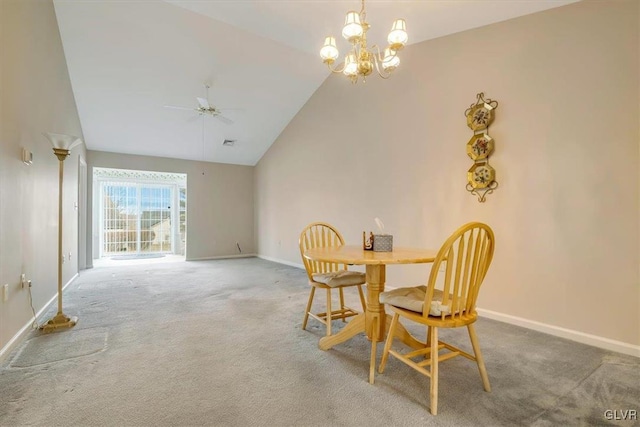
(370, 44, 392, 79)
(326, 61, 347, 74)
(372, 56, 392, 79)
(370, 44, 385, 63)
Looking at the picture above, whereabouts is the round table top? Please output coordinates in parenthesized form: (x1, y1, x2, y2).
(304, 245, 438, 265)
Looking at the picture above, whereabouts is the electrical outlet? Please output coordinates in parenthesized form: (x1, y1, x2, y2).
(3, 284, 8, 302)
(68, 252, 72, 261)
(21, 274, 26, 288)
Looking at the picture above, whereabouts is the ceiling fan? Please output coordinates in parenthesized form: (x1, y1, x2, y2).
(164, 84, 234, 125)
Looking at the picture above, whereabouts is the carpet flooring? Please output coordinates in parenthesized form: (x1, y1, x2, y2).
(0, 257, 638, 426)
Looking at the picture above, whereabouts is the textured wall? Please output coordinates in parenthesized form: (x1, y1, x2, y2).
(255, 1, 640, 346)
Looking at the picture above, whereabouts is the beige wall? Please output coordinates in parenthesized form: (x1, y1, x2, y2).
(255, 1, 640, 348)
(0, 1, 86, 351)
(87, 151, 254, 262)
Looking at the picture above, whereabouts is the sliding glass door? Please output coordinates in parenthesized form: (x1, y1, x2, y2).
(94, 168, 187, 259)
(101, 182, 174, 256)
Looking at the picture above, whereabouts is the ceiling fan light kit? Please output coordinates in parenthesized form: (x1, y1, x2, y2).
(320, 0, 407, 83)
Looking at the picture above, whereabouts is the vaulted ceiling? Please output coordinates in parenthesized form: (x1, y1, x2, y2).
(53, 0, 578, 166)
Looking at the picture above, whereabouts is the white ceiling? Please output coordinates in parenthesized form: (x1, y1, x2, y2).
(53, 0, 579, 166)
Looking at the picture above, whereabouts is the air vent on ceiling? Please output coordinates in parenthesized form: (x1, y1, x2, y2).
(222, 139, 236, 146)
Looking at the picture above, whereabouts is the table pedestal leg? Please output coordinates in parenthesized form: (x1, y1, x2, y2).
(319, 263, 424, 381)
(318, 314, 365, 350)
(387, 315, 424, 349)
(365, 264, 385, 341)
(365, 265, 386, 383)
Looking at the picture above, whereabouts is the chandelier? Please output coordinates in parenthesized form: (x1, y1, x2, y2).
(320, 0, 408, 83)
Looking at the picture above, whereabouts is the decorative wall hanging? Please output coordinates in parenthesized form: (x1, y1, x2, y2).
(465, 93, 499, 202)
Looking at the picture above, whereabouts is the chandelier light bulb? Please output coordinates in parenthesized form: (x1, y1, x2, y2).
(342, 11, 363, 43)
(343, 53, 358, 76)
(320, 36, 340, 63)
(387, 19, 408, 50)
(382, 48, 400, 71)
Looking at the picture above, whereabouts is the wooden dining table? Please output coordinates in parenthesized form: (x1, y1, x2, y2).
(304, 245, 438, 383)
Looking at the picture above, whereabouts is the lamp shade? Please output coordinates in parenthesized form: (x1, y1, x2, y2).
(343, 53, 358, 76)
(44, 132, 82, 151)
(320, 36, 339, 62)
(382, 48, 400, 71)
(387, 19, 408, 50)
(342, 11, 363, 42)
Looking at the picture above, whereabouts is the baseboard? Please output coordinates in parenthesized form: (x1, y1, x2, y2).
(477, 308, 640, 358)
(256, 254, 304, 270)
(0, 273, 79, 362)
(187, 253, 257, 262)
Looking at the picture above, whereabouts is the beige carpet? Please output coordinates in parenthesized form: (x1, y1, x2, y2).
(0, 257, 638, 426)
(9, 327, 108, 368)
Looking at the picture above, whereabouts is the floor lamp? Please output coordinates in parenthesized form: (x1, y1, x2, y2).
(41, 132, 83, 331)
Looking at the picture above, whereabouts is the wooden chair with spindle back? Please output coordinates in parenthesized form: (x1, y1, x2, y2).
(299, 222, 367, 337)
(376, 222, 495, 415)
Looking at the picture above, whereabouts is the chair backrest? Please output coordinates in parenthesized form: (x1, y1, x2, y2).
(299, 222, 346, 280)
(424, 222, 495, 320)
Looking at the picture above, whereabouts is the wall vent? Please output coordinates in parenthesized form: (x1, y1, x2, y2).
(222, 139, 236, 146)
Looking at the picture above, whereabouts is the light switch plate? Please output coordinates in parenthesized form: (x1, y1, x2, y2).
(3, 284, 8, 302)
(22, 148, 33, 165)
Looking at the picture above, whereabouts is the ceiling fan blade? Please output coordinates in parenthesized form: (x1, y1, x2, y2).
(215, 114, 234, 125)
(164, 105, 195, 111)
(196, 97, 210, 109)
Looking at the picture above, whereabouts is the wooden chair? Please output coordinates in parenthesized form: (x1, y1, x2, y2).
(299, 222, 367, 337)
(377, 222, 495, 415)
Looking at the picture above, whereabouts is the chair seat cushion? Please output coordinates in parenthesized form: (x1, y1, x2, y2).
(379, 286, 452, 316)
(312, 270, 366, 288)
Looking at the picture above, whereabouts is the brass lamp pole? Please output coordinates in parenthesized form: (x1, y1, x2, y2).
(41, 132, 83, 331)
